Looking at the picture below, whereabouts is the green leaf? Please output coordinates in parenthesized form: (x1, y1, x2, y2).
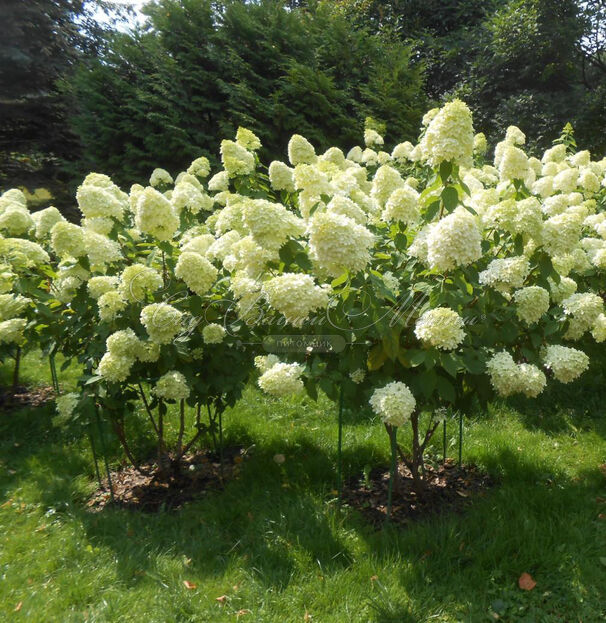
(425, 200, 440, 221)
(331, 272, 349, 288)
(440, 353, 459, 378)
(439, 161, 453, 183)
(436, 375, 456, 403)
(367, 345, 387, 371)
(441, 186, 459, 212)
(514, 234, 524, 255)
(407, 349, 426, 367)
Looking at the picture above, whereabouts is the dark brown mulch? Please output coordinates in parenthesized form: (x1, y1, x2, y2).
(0, 384, 54, 411)
(87, 446, 246, 512)
(342, 458, 494, 528)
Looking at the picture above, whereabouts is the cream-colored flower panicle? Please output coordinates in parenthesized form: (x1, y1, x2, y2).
(258, 362, 305, 397)
(542, 345, 589, 383)
(414, 307, 465, 350)
(369, 382, 416, 427)
(419, 99, 474, 168)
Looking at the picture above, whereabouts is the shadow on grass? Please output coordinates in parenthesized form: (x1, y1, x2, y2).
(353, 447, 606, 621)
(2, 398, 605, 620)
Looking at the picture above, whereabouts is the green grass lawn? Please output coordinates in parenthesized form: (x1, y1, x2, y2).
(1, 352, 605, 622)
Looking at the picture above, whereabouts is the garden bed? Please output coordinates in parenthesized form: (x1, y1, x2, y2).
(0, 384, 54, 412)
(87, 445, 246, 512)
(343, 458, 494, 528)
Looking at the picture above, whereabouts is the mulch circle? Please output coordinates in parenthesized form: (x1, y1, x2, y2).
(0, 385, 54, 411)
(342, 458, 494, 528)
(87, 445, 246, 512)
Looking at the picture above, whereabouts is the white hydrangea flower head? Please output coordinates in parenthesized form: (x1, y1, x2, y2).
(149, 168, 174, 188)
(153, 371, 190, 401)
(505, 126, 526, 145)
(517, 363, 547, 398)
(308, 211, 375, 277)
(187, 156, 211, 178)
(254, 354, 280, 373)
(207, 230, 241, 262)
(236, 127, 262, 151)
(0, 294, 30, 322)
(202, 323, 226, 344)
(542, 212, 583, 257)
(242, 199, 304, 251)
(473, 132, 487, 155)
(391, 141, 414, 162)
(426, 207, 483, 272)
(268, 161, 295, 192)
(97, 291, 126, 323)
(175, 251, 218, 296)
(262, 273, 331, 327)
(135, 187, 179, 241)
(370, 165, 405, 208)
(542, 144, 567, 164)
(288, 134, 316, 166)
(136, 341, 161, 363)
(346, 145, 363, 162)
(579, 168, 600, 193)
(76, 184, 125, 220)
(496, 144, 530, 182)
(97, 351, 133, 383)
(0, 318, 27, 344)
(548, 276, 577, 303)
(561, 292, 603, 337)
(258, 362, 305, 397)
(0, 204, 34, 236)
(327, 196, 367, 225)
(513, 286, 550, 325)
(381, 185, 420, 225)
(84, 230, 123, 268)
(553, 167, 579, 194)
(50, 222, 86, 258)
(415, 307, 465, 350)
(369, 381, 416, 427)
(106, 328, 141, 359)
(140, 303, 183, 344)
(569, 150, 590, 167)
(591, 313, 606, 343)
(220, 140, 255, 177)
(479, 257, 530, 294)
(419, 99, 474, 168)
(32, 206, 64, 239)
(364, 129, 384, 148)
(293, 164, 331, 196)
(486, 351, 519, 396)
(180, 233, 215, 256)
(87, 276, 120, 300)
(542, 345, 589, 383)
(208, 171, 229, 192)
(119, 264, 163, 303)
(171, 181, 213, 215)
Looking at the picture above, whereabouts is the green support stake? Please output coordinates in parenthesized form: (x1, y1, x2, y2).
(88, 429, 103, 489)
(95, 406, 115, 503)
(337, 386, 344, 504)
(386, 426, 397, 523)
(443, 418, 447, 464)
(458, 411, 463, 465)
(218, 409, 224, 481)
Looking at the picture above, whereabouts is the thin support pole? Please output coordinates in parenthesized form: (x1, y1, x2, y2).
(218, 409, 224, 481)
(49, 354, 60, 395)
(443, 418, 447, 464)
(12, 346, 21, 390)
(387, 426, 398, 523)
(337, 386, 344, 504)
(458, 411, 463, 465)
(88, 428, 103, 488)
(95, 406, 115, 503)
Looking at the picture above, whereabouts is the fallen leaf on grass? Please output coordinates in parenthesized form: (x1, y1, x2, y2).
(236, 610, 250, 618)
(370, 575, 379, 583)
(215, 595, 227, 605)
(518, 572, 536, 591)
(303, 610, 312, 621)
(183, 580, 197, 590)
(273, 454, 286, 464)
(599, 514, 606, 520)
(14, 602, 22, 612)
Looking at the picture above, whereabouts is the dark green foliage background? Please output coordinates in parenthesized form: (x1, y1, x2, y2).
(3, 0, 606, 202)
